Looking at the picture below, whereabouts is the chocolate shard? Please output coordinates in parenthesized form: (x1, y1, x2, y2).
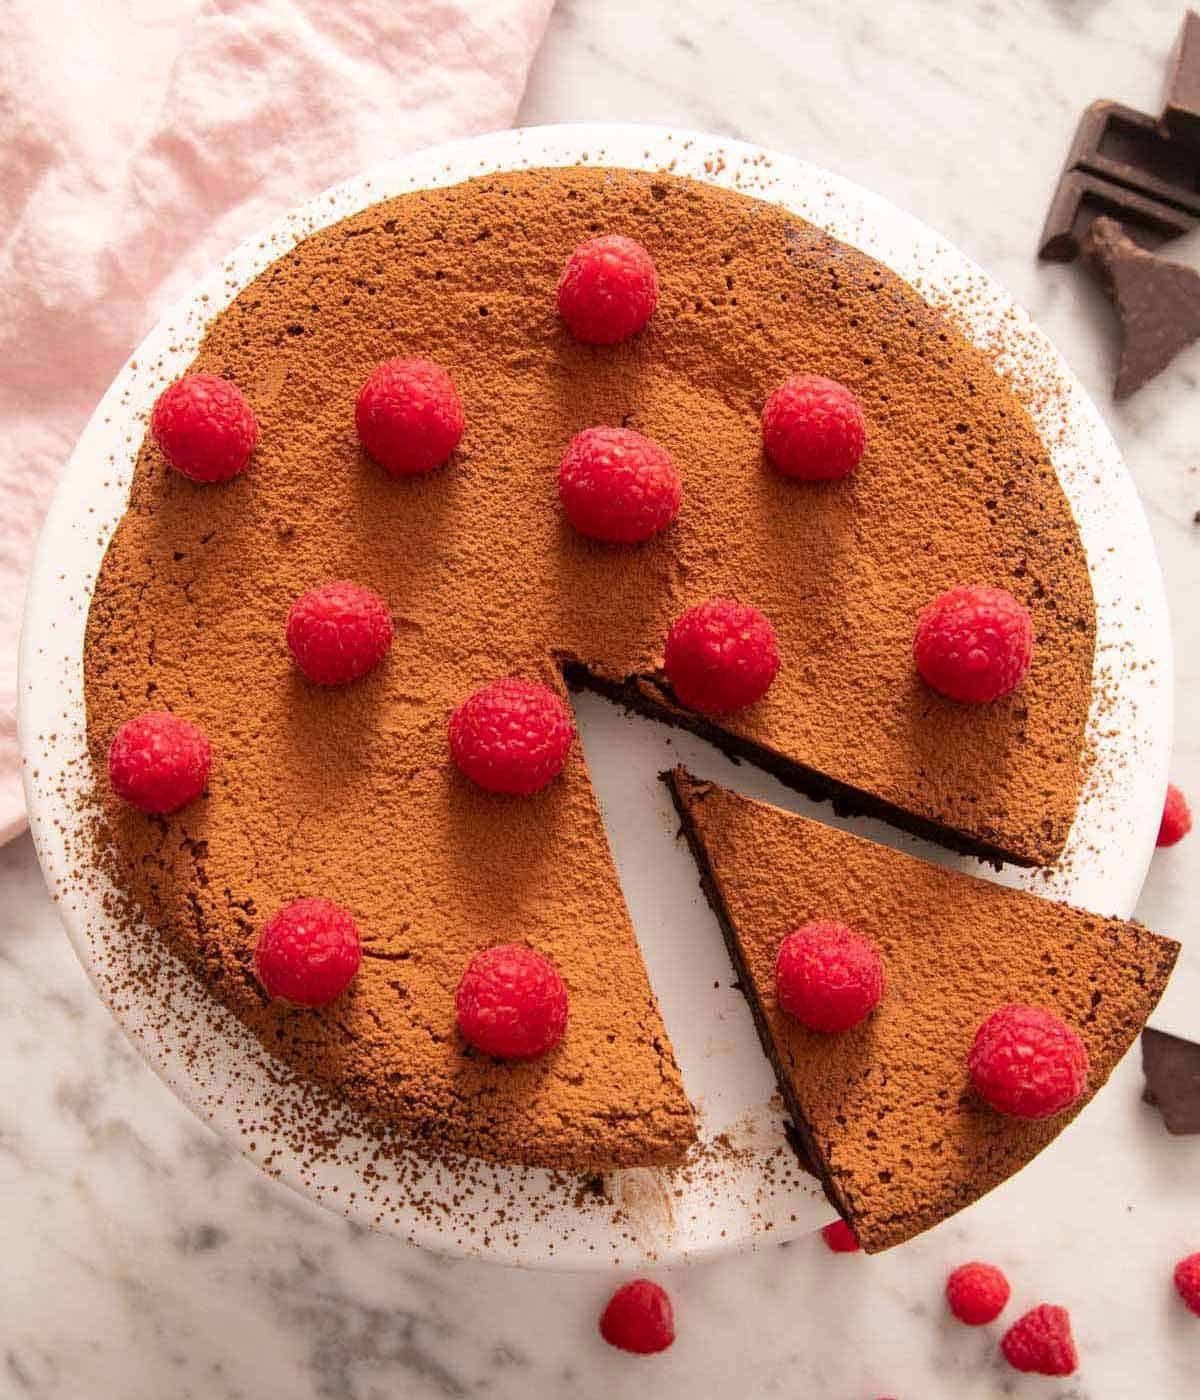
(1161, 11, 1200, 147)
(1142, 1027, 1200, 1134)
(1038, 169, 1199, 262)
(1082, 215, 1200, 397)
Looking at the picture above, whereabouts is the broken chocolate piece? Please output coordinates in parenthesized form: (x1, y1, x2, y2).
(1083, 216, 1200, 397)
(1162, 11, 1200, 147)
(1038, 169, 1199, 262)
(1142, 1026, 1200, 1134)
(1039, 100, 1200, 261)
(1070, 101, 1200, 215)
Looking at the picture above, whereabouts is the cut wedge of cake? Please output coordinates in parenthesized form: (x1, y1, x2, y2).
(665, 767, 1179, 1250)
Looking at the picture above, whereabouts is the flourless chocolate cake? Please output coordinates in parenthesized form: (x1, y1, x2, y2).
(85, 164, 1102, 1175)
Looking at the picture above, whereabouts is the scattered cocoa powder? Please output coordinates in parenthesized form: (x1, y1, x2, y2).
(83, 166, 1095, 1172)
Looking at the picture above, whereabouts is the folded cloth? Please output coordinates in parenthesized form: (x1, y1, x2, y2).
(0, 0, 555, 844)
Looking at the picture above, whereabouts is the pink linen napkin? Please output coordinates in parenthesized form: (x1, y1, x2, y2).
(0, 0, 555, 845)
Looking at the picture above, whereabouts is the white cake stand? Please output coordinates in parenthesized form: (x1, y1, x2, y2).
(18, 124, 1172, 1269)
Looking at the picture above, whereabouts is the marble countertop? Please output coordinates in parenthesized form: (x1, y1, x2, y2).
(4, 1, 1199, 1396)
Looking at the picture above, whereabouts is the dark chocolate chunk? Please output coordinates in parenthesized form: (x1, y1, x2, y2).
(1162, 11, 1200, 147)
(1038, 169, 1200, 262)
(1083, 215, 1200, 397)
(1069, 101, 1200, 215)
(1039, 99, 1200, 261)
(1142, 1026, 1200, 1134)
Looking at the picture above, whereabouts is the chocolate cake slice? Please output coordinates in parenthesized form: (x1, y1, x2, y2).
(665, 768, 1179, 1250)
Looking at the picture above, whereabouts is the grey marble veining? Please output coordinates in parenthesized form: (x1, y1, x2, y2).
(4, 1, 1200, 1396)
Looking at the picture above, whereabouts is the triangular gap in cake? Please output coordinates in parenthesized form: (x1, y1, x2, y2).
(663, 767, 1179, 1252)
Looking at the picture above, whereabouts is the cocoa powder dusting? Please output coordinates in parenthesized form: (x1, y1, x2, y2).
(83, 167, 1094, 1172)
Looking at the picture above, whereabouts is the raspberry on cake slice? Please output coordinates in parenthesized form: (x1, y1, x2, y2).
(776, 920, 885, 1032)
(455, 944, 568, 1060)
(664, 767, 1179, 1252)
(968, 1004, 1088, 1119)
(914, 585, 1033, 704)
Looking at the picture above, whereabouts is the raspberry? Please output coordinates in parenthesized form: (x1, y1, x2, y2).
(946, 1261, 1011, 1325)
(776, 920, 885, 1033)
(108, 711, 211, 814)
(821, 1218, 860, 1253)
(599, 1280, 675, 1354)
(151, 373, 257, 482)
(558, 427, 682, 543)
(557, 234, 658, 345)
(663, 598, 780, 715)
(455, 943, 568, 1060)
(355, 357, 464, 476)
(254, 898, 362, 1007)
(913, 585, 1033, 704)
(761, 374, 867, 480)
(1174, 1252, 1200, 1316)
(448, 678, 574, 795)
(969, 1004, 1089, 1119)
(286, 581, 393, 686)
(1158, 783, 1192, 847)
(1000, 1304, 1078, 1376)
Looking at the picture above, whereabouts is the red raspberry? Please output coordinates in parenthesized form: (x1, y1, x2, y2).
(286, 581, 393, 686)
(913, 585, 1033, 704)
(946, 1261, 1011, 1325)
(558, 427, 682, 543)
(557, 234, 658, 345)
(1158, 783, 1192, 847)
(1000, 1304, 1078, 1376)
(761, 373, 867, 480)
(151, 373, 257, 482)
(776, 920, 884, 1033)
(254, 898, 361, 1007)
(821, 1218, 860, 1253)
(449, 678, 574, 795)
(1174, 1252, 1200, 1316)
(599, 1279, 675, 1355)
(663, 598, 780, 715)
(455, 943, 568, 1060)
(108, 711, 211, 814)
(969, 1004, 1089, 1119)
(355, 357, 464, 476)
